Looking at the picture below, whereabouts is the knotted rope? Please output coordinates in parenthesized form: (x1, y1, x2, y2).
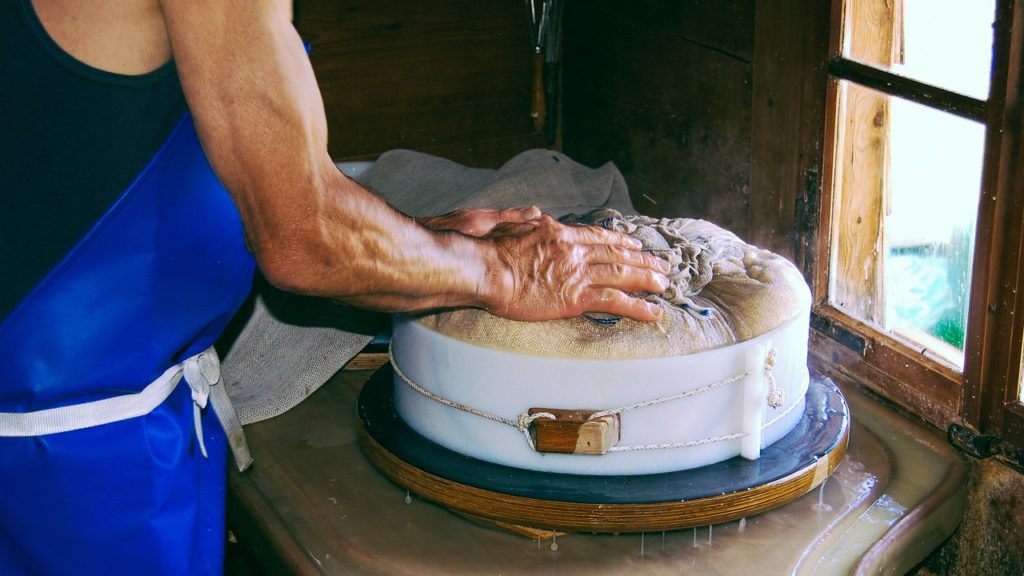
(389, 344, 791, 453)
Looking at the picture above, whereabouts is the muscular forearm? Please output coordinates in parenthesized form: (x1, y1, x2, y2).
(263, 168, 509, 312)
(160, 0, 505, 313)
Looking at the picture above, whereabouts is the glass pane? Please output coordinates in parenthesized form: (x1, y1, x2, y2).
(830, 82, 986, 367)
(1019, 347, 1024, 403)
(844, 0, 996, 100)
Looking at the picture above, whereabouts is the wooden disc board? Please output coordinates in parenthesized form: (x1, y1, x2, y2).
(357, 366, 849, 534)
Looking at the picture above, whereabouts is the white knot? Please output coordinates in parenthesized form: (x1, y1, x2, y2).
(764, 348, 784, 409)
(517, 411, 555, 451)
(183, 349, 220, 408)
(518, 411, 555, 431)
(182, 348, 222, 458)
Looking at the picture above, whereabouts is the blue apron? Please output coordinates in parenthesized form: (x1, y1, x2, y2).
(0, 114, 255, 574)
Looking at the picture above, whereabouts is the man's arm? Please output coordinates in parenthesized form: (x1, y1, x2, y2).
(158, 0, 668, 321)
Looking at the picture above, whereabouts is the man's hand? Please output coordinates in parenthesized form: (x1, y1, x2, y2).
(417, 206, 541, 237)
(481, 215, 669, 322)
(420, 209, 670, 322)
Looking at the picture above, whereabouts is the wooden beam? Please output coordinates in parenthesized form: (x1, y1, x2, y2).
(828, 58, 987, 123)
(751, 0, 831, 262)
(963, 0, 1024, 436)
(828, 0, 901, 324)
(810, 307, 962, 430)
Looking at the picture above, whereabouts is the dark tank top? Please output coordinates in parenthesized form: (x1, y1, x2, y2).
(0, 0, 188, 321)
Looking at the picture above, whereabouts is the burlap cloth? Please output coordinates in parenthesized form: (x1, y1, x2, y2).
(419, 209, 810, 360)
(222, 149, 638, 424)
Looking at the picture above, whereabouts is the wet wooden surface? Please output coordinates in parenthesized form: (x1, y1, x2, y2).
(227, 365, 967, 575)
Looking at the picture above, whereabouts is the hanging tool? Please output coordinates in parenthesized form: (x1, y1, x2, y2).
(543, 0, 564, 144)
(524, 0, 556, 135)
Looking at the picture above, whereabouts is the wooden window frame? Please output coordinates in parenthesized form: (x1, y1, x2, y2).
(807, 0, 1024, 444)
(965, 0, 1024, 445)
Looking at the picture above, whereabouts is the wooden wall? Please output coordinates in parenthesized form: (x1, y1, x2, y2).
(296, 0, 827, 260)
(294, 0, 547, 168)
(562, 0, 755, 237)
(561, 0, 827, 262)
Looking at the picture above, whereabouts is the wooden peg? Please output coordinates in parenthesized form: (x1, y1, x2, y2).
(529, 407, 621, 455)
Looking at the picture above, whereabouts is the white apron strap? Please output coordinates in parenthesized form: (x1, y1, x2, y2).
(0, 346, 253, 471)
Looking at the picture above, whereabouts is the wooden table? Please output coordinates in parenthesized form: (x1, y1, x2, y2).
(227, 364, 967, 575)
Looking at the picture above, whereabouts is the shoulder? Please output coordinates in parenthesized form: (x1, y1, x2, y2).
(31, 0, 171, 75)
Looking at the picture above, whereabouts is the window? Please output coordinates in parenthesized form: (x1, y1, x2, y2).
(812, 0, 1024, 445)
(829, 0, 993, 368)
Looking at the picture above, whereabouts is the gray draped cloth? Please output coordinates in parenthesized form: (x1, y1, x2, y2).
(221, 149, 635, 425)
